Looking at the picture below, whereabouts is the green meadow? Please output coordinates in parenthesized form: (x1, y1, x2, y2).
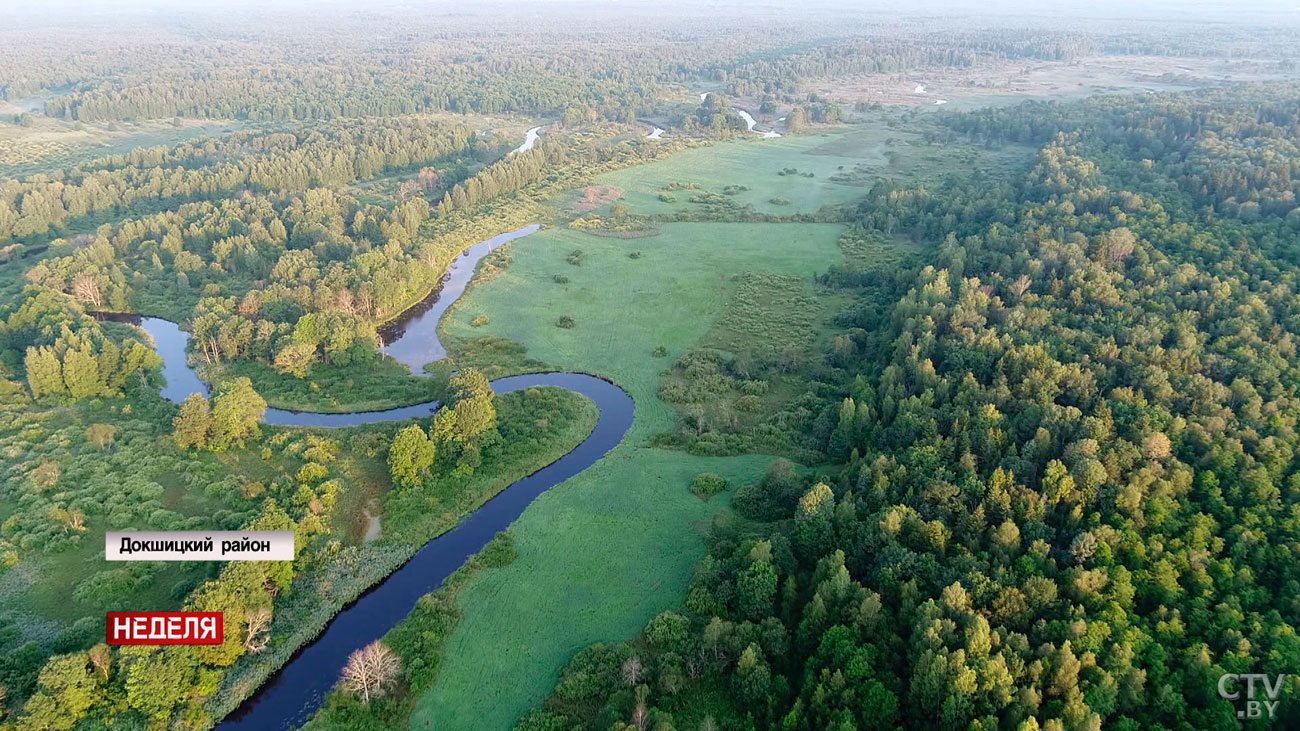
(590, 121, 1032, 217)
(413, 220, 852, 729)
(444, 222, 845, 431)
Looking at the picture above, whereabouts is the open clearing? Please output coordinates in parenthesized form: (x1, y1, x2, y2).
(415, 221, 850, 729)
(591, 136, 872, 215)
(590, 124, 1031, 217)
(444, 222, 846, 429)
(565, 184, 626, 213)
(800, 54, 1300, 111)
(0, 115, 244, 177)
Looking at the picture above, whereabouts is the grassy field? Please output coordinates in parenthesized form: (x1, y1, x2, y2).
(0, 523, 212, 626)
(412, 221, 849, 729)
(587, 123, 1031, 217)
(409, 121, 1027, 730)
(591, 135, 869, 215)
(0, 115, 246, 178)
(203, 357, 443, 413)
(799, 55, 1285, 113)
(412, 448, 773, 730)
(443, 222, 845, 432)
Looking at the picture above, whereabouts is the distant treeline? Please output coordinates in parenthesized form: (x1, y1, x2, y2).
(4, 11, 1298, 126)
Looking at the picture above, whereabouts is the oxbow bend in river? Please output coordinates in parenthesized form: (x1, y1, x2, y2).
(108, 225, 635, 730)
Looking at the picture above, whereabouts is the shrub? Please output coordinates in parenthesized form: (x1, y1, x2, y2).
(652, 345, 668, 358)
(552, 274, 569, 284)
(691, 472, 727, 498)
(732, 458, 801, 520)
(557, 315, 576, 329)
(72, 568, 147, 609)
(485, 248, 513, 271)
(628, 251, 642, 259)
(470, 314, 490, 328)
(476, 532, 518, 568)
(769, 197, 791, 206)
(566, 249, 584, 266)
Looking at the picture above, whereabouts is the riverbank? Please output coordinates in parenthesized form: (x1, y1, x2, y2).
(178, 225, 543, 414)
(212, 383, 603, 729)
(410, 219, 850, 729)
(131, 225, 632, 727)
(90, 224, 632, 729)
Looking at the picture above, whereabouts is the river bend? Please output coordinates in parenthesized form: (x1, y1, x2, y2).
(117, 225, 633, 729)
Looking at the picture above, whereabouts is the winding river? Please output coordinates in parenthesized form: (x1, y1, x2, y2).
(735, 108, 781, 138)
(120, 225, 634, 729)
(512, 126, 542, 154)
(700, 92, 779, 138)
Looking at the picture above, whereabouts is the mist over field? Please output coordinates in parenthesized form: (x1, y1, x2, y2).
(5, 0, 1300, 21)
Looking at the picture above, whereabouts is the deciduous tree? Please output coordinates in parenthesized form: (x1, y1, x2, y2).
(208, 378, 266, 451)
(173, 393, 212, 449)
(338, 640, 401, 704)
(389, 424, 435, 488)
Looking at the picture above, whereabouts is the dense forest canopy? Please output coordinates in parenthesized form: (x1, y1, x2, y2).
(2, 2, 1298, 124)
(516, 86, 1300, 731)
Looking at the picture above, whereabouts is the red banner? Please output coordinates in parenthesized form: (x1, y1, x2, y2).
(106, 612, 224, 645)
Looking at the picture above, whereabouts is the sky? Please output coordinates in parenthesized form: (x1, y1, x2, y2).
(2, 0, 1299, 33)
(4, 0, 1298, 15)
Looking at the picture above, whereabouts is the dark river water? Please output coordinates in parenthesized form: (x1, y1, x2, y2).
(111, 225, 633, 729)
(379, 224, 540, 372)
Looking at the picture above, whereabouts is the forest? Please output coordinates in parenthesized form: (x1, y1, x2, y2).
(1, 2, 1300, 730)
(512, 87, 1300, 731)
